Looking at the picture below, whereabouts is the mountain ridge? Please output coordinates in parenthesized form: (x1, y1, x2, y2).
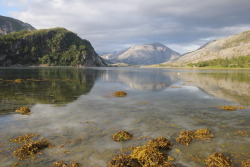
(101, 42, 180, 65)
(172, 30, 250, 65)
(0, 15, 35, 35)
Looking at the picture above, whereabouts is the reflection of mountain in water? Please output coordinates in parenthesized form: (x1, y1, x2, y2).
(0, 68, 98, 113)
(179, 72, 250, 106)
(102, 69, 179, 90)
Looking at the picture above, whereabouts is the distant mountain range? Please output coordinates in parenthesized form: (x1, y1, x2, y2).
(1, 15, 249, 67)
(172, 30, 250, 65)
(0, 15, 35, 35)
(101, 42, 180, 65)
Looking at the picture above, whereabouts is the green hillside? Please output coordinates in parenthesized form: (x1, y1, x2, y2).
(0, 28, 107, 67)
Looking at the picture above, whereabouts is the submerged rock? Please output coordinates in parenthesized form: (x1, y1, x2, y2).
(205, 152, 232, 167)
(112, 131, 133, 142)
(15, 107, 31, 115)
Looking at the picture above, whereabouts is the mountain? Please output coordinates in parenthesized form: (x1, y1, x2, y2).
(0, 28, 107, 67)
(0, 15, 35, 35)
(101, 42, 180, 65)
(173, 30, 250, 64)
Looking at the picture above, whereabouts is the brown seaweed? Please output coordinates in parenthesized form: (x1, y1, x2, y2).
(241, 159, 250, 167)
(10, 133, 40, 144)
(147, 137, 173, 150)
(205, 152, 232, 167)
(108, 154, 141, 167)
(112, 131, 133, 142)
(15, 107, 31, 115)
(53, 160, 82, 167)
(130, 145, 165, 166)
(13, 139, 52, 158)
(114, 91, 127, 97)
(176, 129, 214, 146)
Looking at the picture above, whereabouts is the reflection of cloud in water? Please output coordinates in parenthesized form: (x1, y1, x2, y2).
(1, 68, 250, 167)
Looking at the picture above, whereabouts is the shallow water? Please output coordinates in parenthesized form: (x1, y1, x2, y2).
(0, 67, 250, 167)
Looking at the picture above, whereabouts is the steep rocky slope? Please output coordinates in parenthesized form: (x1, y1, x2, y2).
(174, 30, 250, 64)
(0, 15, 35, 35)
(101, 42, 180, 65)
(0, 28, 107, 67)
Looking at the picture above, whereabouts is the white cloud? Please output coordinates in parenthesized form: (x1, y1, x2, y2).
(4, 0, 250, 53)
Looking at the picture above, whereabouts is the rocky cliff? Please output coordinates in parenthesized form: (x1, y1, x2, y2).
(0, 28, 107, 67)
(0, 15, 35, 35)
(173, 30, 250, 64)
(101, 42, 180, 65)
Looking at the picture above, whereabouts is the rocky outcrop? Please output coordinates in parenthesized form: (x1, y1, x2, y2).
(0, 28, 107, 67)
(101, 42, 180, 65)
(0, 15, 35, 35)
(173, 30, 250, 64)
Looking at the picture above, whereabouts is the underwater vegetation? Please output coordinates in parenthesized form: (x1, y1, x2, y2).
(109, 137, 175, 167)
(10, 133, 40, 144)
(113, 91, 127, 97)
(112, 131, 133, 142)
(15, 106, 31, 115)
(234, 131, 249, 137)
(108, 154, 141, 167)
(53, 160, 82, 167)
(176, 129, 214, 146)
(13, 139, 52, 158)
(10, 133, 52, 159)
(147, 137, 173, 150)
(205, 152, 232, 167)
(241, 159, 250, 167)
(218, 105, 245, 111)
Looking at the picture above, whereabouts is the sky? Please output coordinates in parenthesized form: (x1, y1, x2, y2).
(1, 0, 250, 54)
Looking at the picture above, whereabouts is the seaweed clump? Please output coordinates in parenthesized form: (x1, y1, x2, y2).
(109, 137, 175, 167)
(241, 159, 250, 167)
(14, 79, 24, 83)
(15, 107, 31, 115)
(234, 131, 249, 137)
(218, 105, 245, 111)
(131, 145, 165, 166)
(176, 129, 214, 146)
(114, 91, 127, 97)
(205, 152, 232, 167)
(53, 160, 82, 167)
(147, 137, 173, 150)
(112, 131, 133, 142)
(108, 154, 141, 167)
(193, 129, 215, 140)
(13, 139, 52, 158)
(10, 133, 40, 144)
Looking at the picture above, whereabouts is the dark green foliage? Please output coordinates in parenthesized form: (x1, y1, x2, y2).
(0, 28, 102, 67)
(188, 55, 250, 68)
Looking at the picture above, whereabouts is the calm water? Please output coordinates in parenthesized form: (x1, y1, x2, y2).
(0, 67, 250, 167)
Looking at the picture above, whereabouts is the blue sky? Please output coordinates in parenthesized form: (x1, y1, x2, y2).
(1, 0, 250, 54)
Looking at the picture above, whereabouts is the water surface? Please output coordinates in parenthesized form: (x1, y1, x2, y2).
(0, 67, 250, 167)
